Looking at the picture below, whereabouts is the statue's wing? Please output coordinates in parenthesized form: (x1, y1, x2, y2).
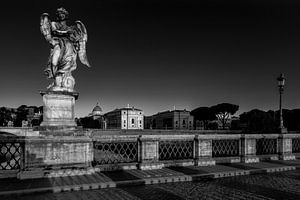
(75, 20, 91, 68)
(40, 13, 52, 43)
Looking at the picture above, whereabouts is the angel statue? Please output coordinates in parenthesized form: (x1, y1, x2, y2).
(40, 7, 90, 92)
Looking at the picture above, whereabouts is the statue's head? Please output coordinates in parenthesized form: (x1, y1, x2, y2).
(56, 7, 69, 21)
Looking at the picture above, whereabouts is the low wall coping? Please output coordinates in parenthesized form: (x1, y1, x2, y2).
(140, 134, 195, 140)
(242, 134, 280, 139)
(93, 135, 139, 142)
(196, 134, 241, 140)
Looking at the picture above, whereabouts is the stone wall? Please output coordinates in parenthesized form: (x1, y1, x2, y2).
(1, 129, 300, 179)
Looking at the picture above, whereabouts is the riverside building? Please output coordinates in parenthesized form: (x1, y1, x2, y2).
(104, 106, 144, 130)
(145, 109, 194, 130)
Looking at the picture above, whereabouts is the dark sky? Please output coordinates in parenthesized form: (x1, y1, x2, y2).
(0, 0, 300, 117)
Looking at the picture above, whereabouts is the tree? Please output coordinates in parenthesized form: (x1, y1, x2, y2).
(0, 107, 13, 126)
(240, 109, 276, 132)
(191, 107, 216, 129)
(15, 105, 28, 127)
(282, 109, 300, 131)
(211, 103, 239, 129)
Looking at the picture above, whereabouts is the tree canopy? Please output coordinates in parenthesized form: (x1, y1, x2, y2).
(191, 107, 216, 129)
(211, 103, 239, 129)
(240, 109, 276, 132)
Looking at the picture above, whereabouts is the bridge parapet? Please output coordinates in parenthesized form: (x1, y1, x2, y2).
(1, 129, 300, 178)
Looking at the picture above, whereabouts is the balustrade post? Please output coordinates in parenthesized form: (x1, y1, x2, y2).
(138, 135, 163, 170)
(194, 135, 215, 166)
(20, 139, 26, 171)
(241, 135, 259, 163)
(278, 134, 295, 160)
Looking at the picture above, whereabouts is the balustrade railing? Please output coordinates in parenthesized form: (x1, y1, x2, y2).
(93, 141, 138, 165)
(1, 130, 300, 175)
(0, 141, 23, 170)
(256, 138, 277, 155)
(292, 138, 300, 153)
(212, 139, 239, 157)
(159, 140, 194, 161)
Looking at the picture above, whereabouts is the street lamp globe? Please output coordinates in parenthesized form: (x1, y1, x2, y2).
(277, 73, 285, 88)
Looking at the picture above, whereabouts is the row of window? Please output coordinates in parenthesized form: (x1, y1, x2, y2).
(123, 124, 143, 128)
(175, 120, 192, 125)
(123, 119, 143, 124)
(123, 111, 143, 115)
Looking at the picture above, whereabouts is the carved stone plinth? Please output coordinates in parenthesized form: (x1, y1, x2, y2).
(138, 136, 163, 170)
(241, 135, 260, 163)
(278, 135, 296, 160)
(40, 90, 78, 127)
(195, 136, 216, 166)
(18, 135, 93, 179)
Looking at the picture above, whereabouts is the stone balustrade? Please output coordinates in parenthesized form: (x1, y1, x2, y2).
(1, 129, 300, 179)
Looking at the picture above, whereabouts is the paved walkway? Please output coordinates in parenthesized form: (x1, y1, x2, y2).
(0, 160, 299, 197)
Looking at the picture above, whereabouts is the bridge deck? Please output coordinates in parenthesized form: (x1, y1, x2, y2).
(0, 160, 299, 196)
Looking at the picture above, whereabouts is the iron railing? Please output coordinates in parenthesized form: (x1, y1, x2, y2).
(0, 142, 23, 170)
(212, 139, 239, 157)
(256, 138, 277, 155)
(292, 138, 300, 153)
(93, 141, 138, 165)
(159, 140, 193, 160)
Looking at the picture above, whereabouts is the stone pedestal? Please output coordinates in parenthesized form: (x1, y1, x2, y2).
(138, 136, 164, 170)
(195, 136, 215, 166)
(241, 135, 259, 163)
(40, 90, 78, 127)
(18, 136, 93, 179)
(278, 134, 296, 160)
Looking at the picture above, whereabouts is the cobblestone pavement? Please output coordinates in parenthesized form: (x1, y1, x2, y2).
(8, 169, 300, 200)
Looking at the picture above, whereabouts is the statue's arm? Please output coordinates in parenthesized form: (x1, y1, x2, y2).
(51, 22, 74, 36)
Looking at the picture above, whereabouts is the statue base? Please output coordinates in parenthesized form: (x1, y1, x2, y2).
(40, 90, 79, 127)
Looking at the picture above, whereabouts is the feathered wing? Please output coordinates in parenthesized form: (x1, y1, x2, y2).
(75, 20, 91, 68)
(40, 13, 52, 43)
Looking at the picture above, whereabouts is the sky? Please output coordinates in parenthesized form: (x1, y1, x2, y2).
(0, 0, 300, 117)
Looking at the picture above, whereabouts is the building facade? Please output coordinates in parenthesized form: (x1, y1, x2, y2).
(145, 110, 194, 130)
(104, 107, 144, 130)
(78, 103, 106, 129)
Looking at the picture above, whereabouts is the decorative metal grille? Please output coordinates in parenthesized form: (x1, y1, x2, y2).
(256, 138, 277, 155)
(159, 140, 193, 160)
(93, 141, 138, 165)
(212, 139, 239, 157)
(0, 142, 23, 170)
(292, 138, 300, 153)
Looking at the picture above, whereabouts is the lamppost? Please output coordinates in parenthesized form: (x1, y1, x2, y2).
(277, 73, 287, 133)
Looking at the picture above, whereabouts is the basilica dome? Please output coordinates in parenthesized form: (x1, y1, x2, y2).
(92, 103, 102, 116)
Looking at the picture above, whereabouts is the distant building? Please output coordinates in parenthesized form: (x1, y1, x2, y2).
(145, 110, 194, 130)
(79, 103, 106, 129)
(26, 106, 42, 126)
(89, 103, 103, 120)
(104, 107, 144, 130)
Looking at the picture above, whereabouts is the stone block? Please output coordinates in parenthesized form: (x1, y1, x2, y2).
(196, 159, 216, 166)
(198, 140, 212, 157)
(24, 136, 93, 169)
(40, 90, 78, 127)
(138, 136, 162, 170)
(278, 136, 296, 161)
(243, 156, 260, 163)
(141, 141, 159, 161)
